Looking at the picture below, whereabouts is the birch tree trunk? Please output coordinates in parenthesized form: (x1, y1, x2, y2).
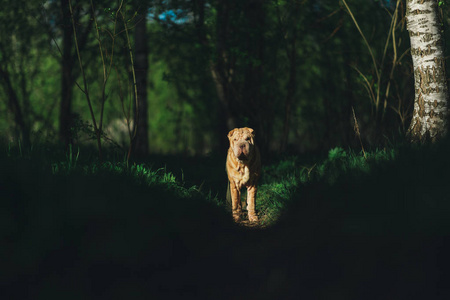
(406, 0, 448, 142)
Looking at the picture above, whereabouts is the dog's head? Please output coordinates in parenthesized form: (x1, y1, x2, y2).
(227, 127, 256, 162)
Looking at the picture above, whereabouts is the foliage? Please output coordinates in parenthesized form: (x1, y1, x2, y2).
(1, 0, 450, 156)
(0, 1, 57, 145)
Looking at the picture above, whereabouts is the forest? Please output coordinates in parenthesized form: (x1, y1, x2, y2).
(3, 0, 439, 155)
(2, 0, 450, 298)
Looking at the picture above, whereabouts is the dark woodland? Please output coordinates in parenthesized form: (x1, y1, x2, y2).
(2, 0, 435, 155)
(2, 0, 450, 298)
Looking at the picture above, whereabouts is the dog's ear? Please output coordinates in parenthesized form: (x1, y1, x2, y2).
(244, 127, 255, 138)
(227, 128, 238, 139)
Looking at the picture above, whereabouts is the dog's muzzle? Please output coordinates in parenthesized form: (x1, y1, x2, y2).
(236, 141, 250, 161)
(238, 153, 248, 161)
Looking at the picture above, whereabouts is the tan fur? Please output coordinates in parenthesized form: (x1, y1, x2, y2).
(226, 127, 261, 222)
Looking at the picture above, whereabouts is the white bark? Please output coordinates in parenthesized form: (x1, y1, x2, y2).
(407, 0, 448, 142)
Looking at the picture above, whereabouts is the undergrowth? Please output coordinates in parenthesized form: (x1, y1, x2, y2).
(3, 141, 221, 207)
(257, 147, 396, 225)
(3, 141, 398, 227)
(3, 140, 450, 299)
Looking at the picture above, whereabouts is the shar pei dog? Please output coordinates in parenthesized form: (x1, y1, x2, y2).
(226, 127, 261, 222)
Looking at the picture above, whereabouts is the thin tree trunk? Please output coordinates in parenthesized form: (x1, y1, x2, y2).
(210, 0, 237, 153)
(242, 0, 268, 154)
(280, 28, 297, 153)
(210, 65, 236, 130)
(340, 10, 356, 147)
(280, 54, 296, 152)
(132, 10, 149, 157)
(192, 0, 232, 153)
(0, 66, 30, 147)
(276, 0, 300, 153)
(406, 0, 448, 142)
(213, 1, 236, 132)
(60, 0, 74, 147)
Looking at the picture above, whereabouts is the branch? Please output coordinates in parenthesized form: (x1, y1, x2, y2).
(341, 0, 379, 83)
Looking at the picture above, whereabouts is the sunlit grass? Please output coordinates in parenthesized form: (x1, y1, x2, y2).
(3, 140, 399, 228)
(256, 147, 397, 226)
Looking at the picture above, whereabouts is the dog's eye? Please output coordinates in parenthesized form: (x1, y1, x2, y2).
(246, 137, 251, 141)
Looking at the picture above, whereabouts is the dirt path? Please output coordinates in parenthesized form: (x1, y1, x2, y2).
(235, 210, 269, 229)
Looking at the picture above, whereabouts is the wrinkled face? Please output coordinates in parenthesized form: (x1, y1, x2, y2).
(228, 127, 256, 161)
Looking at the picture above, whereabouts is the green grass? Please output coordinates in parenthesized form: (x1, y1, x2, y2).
(2, 140, 450, 298)
(3, 140, 399, 227)
(256, 146, 396, 225)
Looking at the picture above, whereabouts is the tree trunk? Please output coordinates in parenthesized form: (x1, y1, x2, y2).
(277, 0, 301, 153)
(132, 10, 149, 157)
(242, 0, 268, 155)
(214, 0, 236, 132)
(280, 13, 298, 153)
(406, 0, 448, 142)
(60, 0, 74, 147)
(211, 0, 237, 153)
(280, 50, 296, 153)
(0, 66, 30, 147)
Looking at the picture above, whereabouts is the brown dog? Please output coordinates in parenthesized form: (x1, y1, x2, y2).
(226, 127, 261, 222)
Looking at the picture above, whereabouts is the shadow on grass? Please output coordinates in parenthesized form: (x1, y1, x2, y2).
(1, 140, 450, 299)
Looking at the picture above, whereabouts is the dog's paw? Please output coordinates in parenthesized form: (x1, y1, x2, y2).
(248, 212, 258, 222)
(233, 211, 242, 222)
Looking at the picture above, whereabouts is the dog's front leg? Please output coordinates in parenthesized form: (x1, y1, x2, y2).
(230, 181, 242, 221)
(246, 185, 258, 222)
